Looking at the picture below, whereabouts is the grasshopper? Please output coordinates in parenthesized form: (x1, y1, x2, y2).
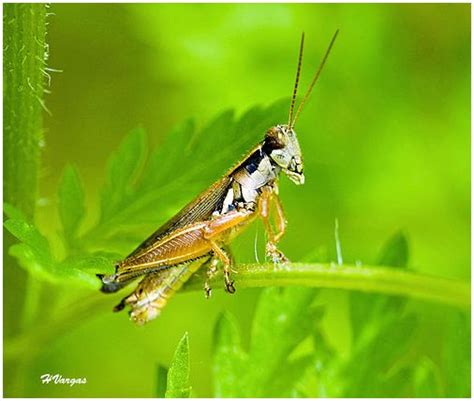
(97, 30, 339, 324)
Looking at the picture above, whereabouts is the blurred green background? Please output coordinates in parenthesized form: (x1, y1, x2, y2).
(4, 3, 470, 397)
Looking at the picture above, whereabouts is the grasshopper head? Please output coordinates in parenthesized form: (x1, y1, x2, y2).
(264, 124, 304, 185)
(265, 30, 338, 186)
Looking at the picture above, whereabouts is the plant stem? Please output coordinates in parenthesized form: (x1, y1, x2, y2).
(183, 263, 470, 309)
(3, 5, 48, 396)
(4, 3, 47, 218)
(3, 2, 48, 332)
(4, 262, 469, 362)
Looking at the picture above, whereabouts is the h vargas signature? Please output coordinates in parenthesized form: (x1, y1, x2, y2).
(40, 373, 87, 387)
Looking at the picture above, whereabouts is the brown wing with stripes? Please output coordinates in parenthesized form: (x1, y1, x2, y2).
(126, 175, 232, 259)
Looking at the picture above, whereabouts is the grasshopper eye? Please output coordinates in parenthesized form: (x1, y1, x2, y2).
(269, 148, 291, 169)
(276, 153, 286, 161)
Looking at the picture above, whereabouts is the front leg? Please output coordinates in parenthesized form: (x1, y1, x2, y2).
(258, 185, 288, 264)
(209, 241, 235, 294)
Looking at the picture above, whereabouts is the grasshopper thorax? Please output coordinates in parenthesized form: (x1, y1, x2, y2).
(264, 124, 304, 185)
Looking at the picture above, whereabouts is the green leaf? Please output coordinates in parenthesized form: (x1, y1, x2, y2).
(4, 206, 53, 278)
(4, 218, 51, 262)
(268, 355, 315, 397)
(55, 253, 116, 288)
(377, 231, 409, 267)
(156, 365, 168, 398)
(8, 243, 54, 282)
(212, 312, 247, 397)
(61, 253, 119, 274)
(58, 164, 85, 242)
(4, 204, 101, 288)
(343, 232, 415, 397)
(342, 314, 417, 397)
(100, 127, 147, 223)
(139, 119, 196, 192)
(211, 287, 322, 398)
(350, 231, 410, 341)
(165, 332, 191, 398)
(244, 288, 321, 397)
(305, 331, 341, 397)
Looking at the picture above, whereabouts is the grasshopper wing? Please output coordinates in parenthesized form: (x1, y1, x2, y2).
(127, 175, 232, 259)
(98, 175, 232, 292)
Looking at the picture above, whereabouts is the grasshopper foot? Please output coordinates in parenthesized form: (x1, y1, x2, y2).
(223, 269, 236, 294)
(266, 242, 289, 266)
(113, 298, 126, 312)
(225, 280, 236, 294)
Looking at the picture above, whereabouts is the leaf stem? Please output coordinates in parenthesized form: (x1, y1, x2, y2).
(4, 263, 469, 362)
(183, 263, 470, 309)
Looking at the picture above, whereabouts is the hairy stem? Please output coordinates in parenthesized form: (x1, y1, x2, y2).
(3, 6, 48, 396)
(4, 3, 47, 218)
(3, 3, 48, 329)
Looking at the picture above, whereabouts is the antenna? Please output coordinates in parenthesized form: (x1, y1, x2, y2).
(288, 32, 305, 127)
(291, 29, 339, 128)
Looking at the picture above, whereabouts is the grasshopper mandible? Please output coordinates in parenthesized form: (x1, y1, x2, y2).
(97, 30, 339, 324)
